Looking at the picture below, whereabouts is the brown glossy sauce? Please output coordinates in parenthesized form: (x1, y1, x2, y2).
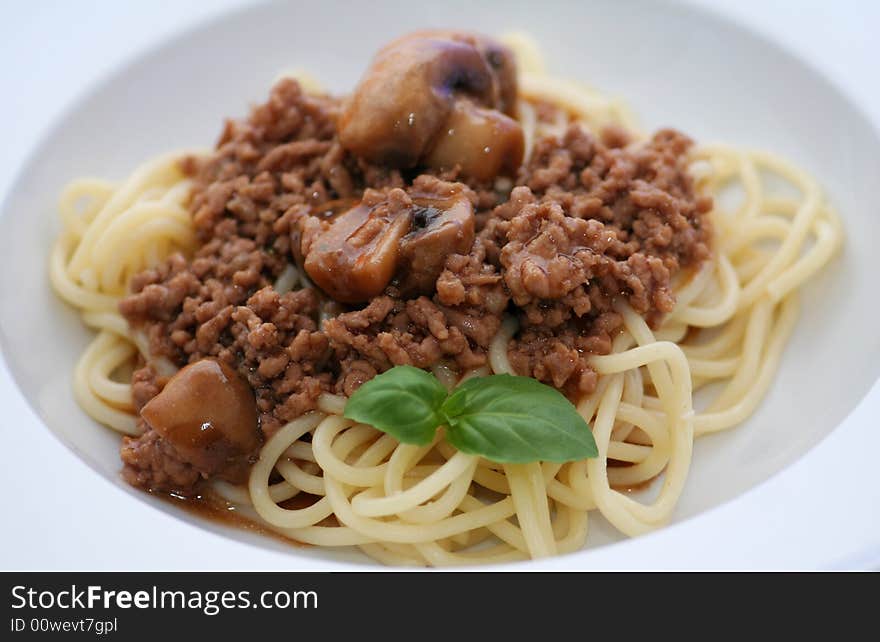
(153, 488, 314, 548)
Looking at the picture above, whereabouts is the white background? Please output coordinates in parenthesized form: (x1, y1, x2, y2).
(1, 0, 878, 569)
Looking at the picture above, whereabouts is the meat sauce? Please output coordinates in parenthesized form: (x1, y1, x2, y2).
(117, 30, 711, 499)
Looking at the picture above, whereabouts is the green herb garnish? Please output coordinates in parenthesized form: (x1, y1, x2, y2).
(344, 365, 597, 463)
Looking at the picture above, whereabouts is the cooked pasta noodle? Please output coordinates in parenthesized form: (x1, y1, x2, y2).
(49, 35, 842, 566)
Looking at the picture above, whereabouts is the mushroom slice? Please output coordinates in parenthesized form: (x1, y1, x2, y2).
(338, 30, 520, 177)
(290, 198, 359, 275)
(339, 35, 495, 168)
(424, 99, 525, 183)
(397, 188, 475, 296)
(303, 189, 414, 304)
(419, 30, 519, 115)
(140, 359, 260, 482)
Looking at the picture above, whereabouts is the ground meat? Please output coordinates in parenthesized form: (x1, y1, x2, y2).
(436, 239, 507, 313)
(118, 77, 711, 493)
(324, 295, 492, 374)
(130, 364, 162, 412)
(121, 427, 200, 491)
(499, 125, 711, 390)
(508, 311, 622, 396)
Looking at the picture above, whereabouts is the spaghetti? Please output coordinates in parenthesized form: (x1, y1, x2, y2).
(49, 34, 842, 565)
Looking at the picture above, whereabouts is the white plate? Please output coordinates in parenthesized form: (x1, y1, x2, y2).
(2, 0, 879, 569)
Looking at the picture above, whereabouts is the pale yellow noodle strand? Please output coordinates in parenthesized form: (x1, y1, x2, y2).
(87, 339, 136, 408)
(352, 452, 477, 517)
(249, 413, 335, 529)
(504, 463, 557, 559)
(72, 332, 140, 435)
(323, 475, 517, 544)
(694, 294, 800, 435)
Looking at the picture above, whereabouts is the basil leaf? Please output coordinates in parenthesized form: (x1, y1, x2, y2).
(344, 365, 448, 445)
(440, 374, 597, 463)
